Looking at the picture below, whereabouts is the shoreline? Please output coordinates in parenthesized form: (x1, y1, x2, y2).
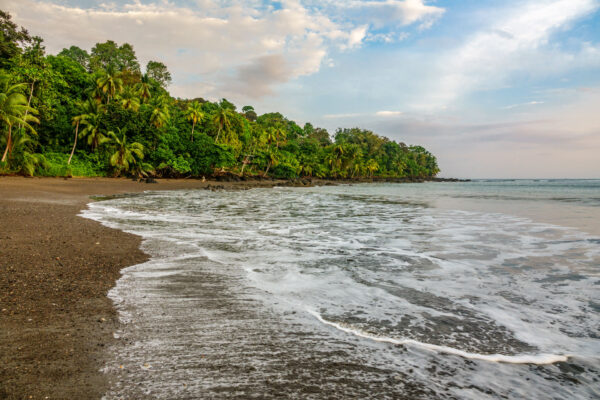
(0, 176, 289, 399)
(2, 177, 596, 398)
(0, 175, 462, 398)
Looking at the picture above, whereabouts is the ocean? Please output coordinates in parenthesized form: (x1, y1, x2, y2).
(83, 179, 600, 399)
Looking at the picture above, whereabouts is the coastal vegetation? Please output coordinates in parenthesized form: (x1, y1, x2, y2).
(0, 11, 439, 179)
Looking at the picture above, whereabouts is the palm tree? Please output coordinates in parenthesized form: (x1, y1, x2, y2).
(325, 153, 337, 178)
(211, 105, 233, 143)
(351, 163, 362, 178)
(0, 76, 39, 162)
(396, 160, 407, 177)
(118, 86, 140, 112)
(265, 127, 277, 147)
(185, 101, 204, 142)
(16, 74, 38, 135)
(273, 125, 286, 148)
(346, 145, 362, 177)
(80, 106, 108, 152)
(247, 129, 266, 156)
(136, 73, 152, 103)
(326, 144, 344, 177)
(96, 66, 123, 104)
(107, 128, 145, 176)
(5, 130, 47, 176)
(68, 99, 102, 164)
(239, 154, 253, 176)
(333, 144, 344, 160)
(149, 96, 170, 129)
(89, 85, 103, 104)
(68, 101, 85, 165)
(366, 159, 379, 177)
(263, 149, 279, 177)
(131, 161, 154, 179)
(300, 164, 313, 177)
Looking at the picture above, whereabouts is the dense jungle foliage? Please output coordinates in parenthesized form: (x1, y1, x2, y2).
(0, 11, 439, 179)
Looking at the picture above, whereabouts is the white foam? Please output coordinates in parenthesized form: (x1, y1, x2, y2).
(83, 184, 600, 399)
(308, 310, 569, 365)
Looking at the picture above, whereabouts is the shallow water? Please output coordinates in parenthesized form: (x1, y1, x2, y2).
(83, 180, 600, 399)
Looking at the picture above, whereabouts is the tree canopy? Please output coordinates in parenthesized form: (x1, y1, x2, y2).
(0, 10, 439, 179)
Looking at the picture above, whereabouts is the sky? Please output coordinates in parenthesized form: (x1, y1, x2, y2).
(3, 0, 600, 178)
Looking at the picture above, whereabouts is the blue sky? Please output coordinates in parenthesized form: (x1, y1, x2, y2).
(4, 0, 600, 178)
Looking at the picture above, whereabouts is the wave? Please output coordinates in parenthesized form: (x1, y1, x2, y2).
(448, 193, 600, 206)
(308, 310, 569, 365)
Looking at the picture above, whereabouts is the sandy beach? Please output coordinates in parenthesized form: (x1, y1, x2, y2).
(0, 176, 283, 399)
(2, 177, 598, 399)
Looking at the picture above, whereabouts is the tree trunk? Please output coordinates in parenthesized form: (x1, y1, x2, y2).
(68, 121, 79, 165)
(1, 125, 12, 162)
(17, 81, 36, 134)
(191, 121, 195, 142)
(215, 125, 222, 143)
(240, 156, 250, 176)
(24, 81, 35, 116)
(263, 161, 271, 177)
(27, 81, 34, 107)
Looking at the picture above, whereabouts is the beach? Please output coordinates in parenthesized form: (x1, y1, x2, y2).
(0, 1, 597, 397)
(0, 177, 281, 399)
(2, 178, 598, 399)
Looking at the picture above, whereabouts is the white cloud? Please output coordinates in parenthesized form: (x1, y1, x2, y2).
(323, 110, 404, 119)
(323, 112, 363, 119)
(4, 0, 365, 100)
(429, 0, 600, 109)
(346, 25, 368, 49)
(330, 0, 445, 30)
(376, 110, 404, 117)
(502, 101, 544, 110)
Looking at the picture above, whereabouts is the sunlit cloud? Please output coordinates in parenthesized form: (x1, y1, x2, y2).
(323, 113, 363, 119)
(502, 101, 545, 110)
(4, 0, 368, 101)
(318, 0, 445, 30)
(375, 110, 404, 117)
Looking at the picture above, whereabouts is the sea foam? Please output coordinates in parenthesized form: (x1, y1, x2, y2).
(308, 310, 569, 365)
(82, 182, 600, 399)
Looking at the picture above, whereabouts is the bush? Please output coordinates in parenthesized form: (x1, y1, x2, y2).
(41, 152, 107, 177)
(157, 155, 191, 176)
(271, 163, 299, 179)
(188, 134, 235, 175)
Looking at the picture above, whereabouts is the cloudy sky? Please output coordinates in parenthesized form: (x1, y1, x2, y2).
(4, 0, 600, 178)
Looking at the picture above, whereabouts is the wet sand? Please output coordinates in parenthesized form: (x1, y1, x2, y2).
(0, 177, 283, 399)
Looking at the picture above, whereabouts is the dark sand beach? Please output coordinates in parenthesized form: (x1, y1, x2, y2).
(3, 177, 598, 399)
(0, 177, 281, 399)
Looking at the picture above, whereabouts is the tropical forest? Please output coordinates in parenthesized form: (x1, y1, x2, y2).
(0, 11, 439, 180)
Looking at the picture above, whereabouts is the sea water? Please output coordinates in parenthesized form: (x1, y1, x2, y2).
(83, 180, 600, 399)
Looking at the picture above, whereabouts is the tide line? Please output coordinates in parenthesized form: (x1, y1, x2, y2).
(307, 310, 568, 365)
